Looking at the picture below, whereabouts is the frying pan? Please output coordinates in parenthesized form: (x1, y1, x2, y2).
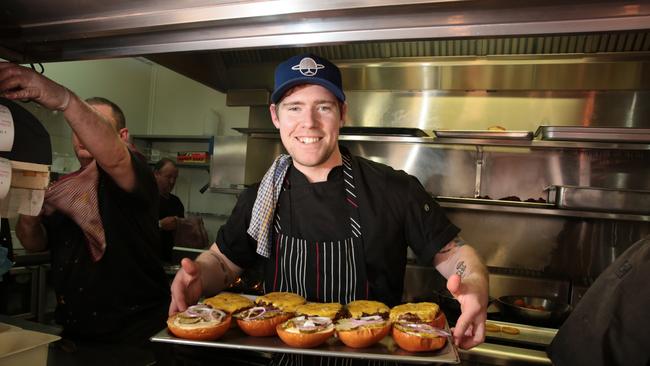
(496, 295, 572, 327)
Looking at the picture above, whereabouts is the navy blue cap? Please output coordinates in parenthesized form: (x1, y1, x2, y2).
(271, 53, 346, 104)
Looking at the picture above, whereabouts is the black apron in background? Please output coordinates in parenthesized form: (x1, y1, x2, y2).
(547, 235, 650, 366)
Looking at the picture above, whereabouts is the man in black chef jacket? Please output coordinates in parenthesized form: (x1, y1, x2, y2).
(170, 54, 489, 358)
(1, 63, 169, 361)
(154, 158, 185, 262)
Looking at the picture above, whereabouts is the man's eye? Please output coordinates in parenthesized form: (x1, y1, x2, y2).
(288, 106, 300, 112)
(318, 105, 332, 112)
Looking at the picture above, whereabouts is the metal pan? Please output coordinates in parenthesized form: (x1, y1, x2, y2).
(496, 296, 572, 328)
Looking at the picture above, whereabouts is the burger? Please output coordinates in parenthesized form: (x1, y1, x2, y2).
(335, 300, 391, 348)
(167, 303, 231, 341)
(295, 302, 344, 320)
(234, 292, 306, 337)
(275, 302, 341, 348)
(202, 292, 254, 315)
(389, 302, 448, 352)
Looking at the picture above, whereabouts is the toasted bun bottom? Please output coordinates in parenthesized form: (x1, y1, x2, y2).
(276, 325, 335, 348)
(237, 313, 292, 337)
(337, 323, 391, 348)
(167, 314, 231, 341)
(391, 327, 446, 352)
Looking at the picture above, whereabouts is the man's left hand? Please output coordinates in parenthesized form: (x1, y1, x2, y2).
(446, 273, 488, 349)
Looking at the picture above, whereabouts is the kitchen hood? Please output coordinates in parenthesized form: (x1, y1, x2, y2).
(1, 0, 649, 93)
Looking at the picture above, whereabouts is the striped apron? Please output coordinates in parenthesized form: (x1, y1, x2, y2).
(265, 153, 396, 366)
(263, 152, 369, 303)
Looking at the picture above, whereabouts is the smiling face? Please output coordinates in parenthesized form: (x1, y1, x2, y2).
(270, 84, 346, 181)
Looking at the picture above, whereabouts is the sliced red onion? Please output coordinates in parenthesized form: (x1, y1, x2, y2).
(290, 316, 333, 333)
(184, 305, 226, 323)
(335, 315, 387, 331)
(239, 306, 281, 320)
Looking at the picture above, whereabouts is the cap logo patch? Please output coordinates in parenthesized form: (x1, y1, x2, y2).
(291, 57, 324, 76)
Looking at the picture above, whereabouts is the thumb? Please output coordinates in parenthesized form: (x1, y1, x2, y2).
(447, 273, 462, 297)
(181, 257, 200, 278)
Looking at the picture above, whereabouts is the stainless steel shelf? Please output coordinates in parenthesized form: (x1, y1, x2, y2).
(131, 134, 214, 143)
(235, 129, 650, 150)
(438, 200, 650, 222)
(429, 138, 650, 150)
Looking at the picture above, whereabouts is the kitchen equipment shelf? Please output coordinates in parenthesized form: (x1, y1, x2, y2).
(434, 130, 534, 140)
(131, 134, 215, 144)
(536, 126, 650, 143)
(234, 129, 650, 150)
(132, 134, 214, 171)
(436, 198, 650, 222)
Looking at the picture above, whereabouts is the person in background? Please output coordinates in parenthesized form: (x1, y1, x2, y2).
(154, 158, 185, 263)
(1, 63, 170, 361)
(169, 53, 489, 364)
(547, 234, 650, 366)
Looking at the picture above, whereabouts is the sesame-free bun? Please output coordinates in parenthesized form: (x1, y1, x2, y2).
(236, 312, 292, 337)
(334, 300, 391, 348)
(389, 302, 447, 352)
(167, 313, 231, 341)
(276, 317, 335, 348)
(391, 324, 446, 352)
(336, 322, 391, 348)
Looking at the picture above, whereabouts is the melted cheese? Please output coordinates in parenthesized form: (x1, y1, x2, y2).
(389, 302, 440, 323)
(255, 292, 306, 312)
(296, 302, 342, 319)
(202, 292, 254, 314)
(346, 300, 390, 318)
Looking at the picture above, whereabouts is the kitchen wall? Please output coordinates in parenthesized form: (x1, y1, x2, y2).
(14, 57, 250, 245)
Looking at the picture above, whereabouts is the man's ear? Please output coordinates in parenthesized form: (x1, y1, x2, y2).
(119, 127, 129, 142)
(339, 102, 348, 128)
(269, 104, 280, 129)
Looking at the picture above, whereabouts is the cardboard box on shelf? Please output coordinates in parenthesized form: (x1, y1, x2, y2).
(0, 323, 60, 366)
(176, 151, 209, 164)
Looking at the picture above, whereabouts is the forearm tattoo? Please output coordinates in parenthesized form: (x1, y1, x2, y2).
(438, 236, 466, 254)
(455, 260, 467, 278)
(208, 251, 237, 287)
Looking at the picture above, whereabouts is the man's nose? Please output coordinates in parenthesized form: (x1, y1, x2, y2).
(301, 109, 318, 127)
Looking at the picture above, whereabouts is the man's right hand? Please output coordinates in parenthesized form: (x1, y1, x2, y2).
(159, 216, 178, 231)
(169, 257, 203, 315)
(0, 63, 70, 111)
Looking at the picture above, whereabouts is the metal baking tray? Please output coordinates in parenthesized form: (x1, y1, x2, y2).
(535, 126, 650, 143)
(151, 324, 460, 364)
(485, 320, 557, 348)
(547, 185, 650, 213)
(433, 130, 534, 140)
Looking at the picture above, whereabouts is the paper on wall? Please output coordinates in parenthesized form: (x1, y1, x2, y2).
(0, 105, 15, 152)
(0, 158, 11, 200)
(0, 188, 45, 218)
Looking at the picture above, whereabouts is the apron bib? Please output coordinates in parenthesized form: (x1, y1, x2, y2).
(264, 153, 369, 303)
